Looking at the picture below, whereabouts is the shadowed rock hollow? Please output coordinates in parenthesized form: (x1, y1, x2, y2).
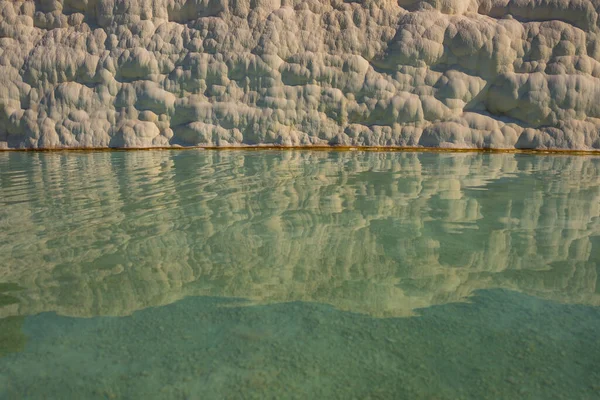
(1, 0, 600, 150)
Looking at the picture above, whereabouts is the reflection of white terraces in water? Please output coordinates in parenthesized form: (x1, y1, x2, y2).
(0, 151, 599, 318)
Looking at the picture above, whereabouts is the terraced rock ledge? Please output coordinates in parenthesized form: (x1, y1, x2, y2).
(1, 0, 600, 150)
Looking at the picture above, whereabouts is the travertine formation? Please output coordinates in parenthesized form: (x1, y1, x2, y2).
(1, 0, 600, 150)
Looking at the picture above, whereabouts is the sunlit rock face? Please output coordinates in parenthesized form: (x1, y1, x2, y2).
(1, 0, 600, 150)
(1, 150, 599, 318)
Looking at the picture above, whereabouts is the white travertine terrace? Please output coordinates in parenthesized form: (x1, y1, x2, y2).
(1, 0, 600, 150)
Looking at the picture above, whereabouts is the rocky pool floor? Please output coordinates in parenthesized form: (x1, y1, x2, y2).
(1, 291, 600, 399)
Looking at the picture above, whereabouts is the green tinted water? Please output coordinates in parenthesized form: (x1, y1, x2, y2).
(0, 150, 599, 399)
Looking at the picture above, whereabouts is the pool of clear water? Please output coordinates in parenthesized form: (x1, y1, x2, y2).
(0, 150, 599, 399)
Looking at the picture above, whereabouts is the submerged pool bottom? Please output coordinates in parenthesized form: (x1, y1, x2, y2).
(0, 290, 598, 399)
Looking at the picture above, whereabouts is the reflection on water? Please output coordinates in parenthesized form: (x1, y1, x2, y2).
(1, 150, 600, 398)
(1, 150, 600, 319)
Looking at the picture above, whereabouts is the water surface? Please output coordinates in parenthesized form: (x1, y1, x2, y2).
(1, 150, 599, 399)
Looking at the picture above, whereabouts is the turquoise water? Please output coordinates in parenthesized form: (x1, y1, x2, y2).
(0, 150, 599, 399)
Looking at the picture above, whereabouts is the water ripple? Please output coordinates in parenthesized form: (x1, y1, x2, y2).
(1, 150, 599, 319)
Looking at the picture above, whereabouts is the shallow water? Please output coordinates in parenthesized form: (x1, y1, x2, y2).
(0, 150, 599, 399)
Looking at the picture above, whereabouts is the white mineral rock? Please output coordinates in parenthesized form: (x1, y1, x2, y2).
(1, 0, 600, 150)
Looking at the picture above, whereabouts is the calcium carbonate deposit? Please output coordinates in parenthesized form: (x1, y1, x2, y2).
(1, 0, 600, 150)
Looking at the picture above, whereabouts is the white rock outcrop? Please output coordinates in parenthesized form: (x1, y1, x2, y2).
(1, 0, 600, 150)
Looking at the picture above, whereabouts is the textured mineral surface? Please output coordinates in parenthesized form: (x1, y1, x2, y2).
(1, 0, 600, 150)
